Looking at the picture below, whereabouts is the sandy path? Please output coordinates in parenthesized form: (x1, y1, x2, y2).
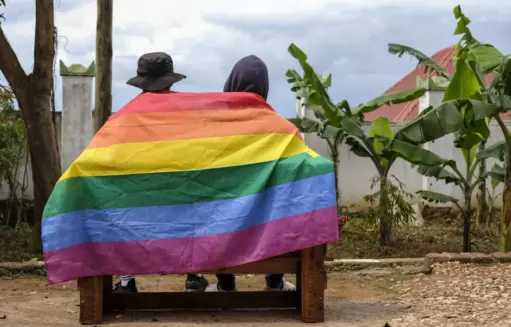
(0, 273, 400, 327)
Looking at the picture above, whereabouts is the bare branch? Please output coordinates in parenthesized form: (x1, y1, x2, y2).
(0, 26, 28, 97)
(33, 0, 55, 89)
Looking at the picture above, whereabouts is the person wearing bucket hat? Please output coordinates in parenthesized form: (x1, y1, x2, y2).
(126, 52, 186, 91)
(114, 52, 209, 294)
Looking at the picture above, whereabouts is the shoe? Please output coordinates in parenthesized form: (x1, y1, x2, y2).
(184, 274, 209, 292)
(113, 278, 138, 293)
(205, 283, 237, 292)
(264, 278, 296, 291)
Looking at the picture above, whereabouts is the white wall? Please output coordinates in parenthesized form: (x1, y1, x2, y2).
(304, 120, 508, 208)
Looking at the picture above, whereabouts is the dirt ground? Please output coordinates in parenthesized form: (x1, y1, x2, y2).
(388, 262, 511, 327)
(2, 264, 511, 327)
(0, 273, 403, 327)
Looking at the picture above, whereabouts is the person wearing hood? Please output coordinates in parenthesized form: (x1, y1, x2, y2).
(205, 55, 296, 293)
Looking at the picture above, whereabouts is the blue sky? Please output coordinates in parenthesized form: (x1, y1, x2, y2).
(1, 0, 510, 118)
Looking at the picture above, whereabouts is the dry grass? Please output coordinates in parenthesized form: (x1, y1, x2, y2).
(328, 216, 499, 259)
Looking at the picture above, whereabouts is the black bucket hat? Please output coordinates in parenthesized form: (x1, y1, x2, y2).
(126, 52, 186, 91)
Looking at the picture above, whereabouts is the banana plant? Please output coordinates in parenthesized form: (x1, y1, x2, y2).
(415, 154, 486, 252)
(287, 69, 345, 213)
(486, 163, 505, 228)
(289, 115, 345, 213)
(470, 48, 511, 251)
(287, 43, 457, 246)
(388, 5, 511, 251)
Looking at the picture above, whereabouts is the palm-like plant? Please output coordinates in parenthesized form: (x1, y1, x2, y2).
(388, 5, 511, 251)
(286, 44, 462, 246)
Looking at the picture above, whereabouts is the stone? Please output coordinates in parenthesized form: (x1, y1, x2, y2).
(333, 259, 381, 264)
(356, 268, 393, 277)
(491, 252, 511, 263)
(470, 253, 494, 264)
(451, 252, 472, 263)
(424, 253, 452, 267)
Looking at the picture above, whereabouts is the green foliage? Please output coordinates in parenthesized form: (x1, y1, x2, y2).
(0, 84, 28, 227)
(389, 5, 511, 252)
(476, 141, 506, 161)
(485, 163, 505, 184)
(287, 43, 447, 245)
(351, 88, 427, 116)
(363, 175, 415, 228)
(469, 43, 504, 74)
(387, 43, 451, 79)
(395, 99, 502, 146)
(417, 190, 458, 205)
(0, 85, 25, 183)
(0, 223, 39, 262)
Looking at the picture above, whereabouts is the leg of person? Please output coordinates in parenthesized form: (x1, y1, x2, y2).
(184, 274, 209, 292)
(205, 274, 237, 292)
(264, 274, 296, 291)
(113, 275, 138, 293)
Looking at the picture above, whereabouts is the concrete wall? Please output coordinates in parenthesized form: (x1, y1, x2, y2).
(61, 76, 94, 171)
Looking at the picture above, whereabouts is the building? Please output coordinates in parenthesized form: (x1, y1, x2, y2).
(365, 45, 510, 122)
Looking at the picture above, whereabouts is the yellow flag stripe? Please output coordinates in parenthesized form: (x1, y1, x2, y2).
(59, 133, 307, 182)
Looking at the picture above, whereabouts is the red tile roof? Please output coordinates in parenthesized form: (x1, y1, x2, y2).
(364, 45, 510, 121)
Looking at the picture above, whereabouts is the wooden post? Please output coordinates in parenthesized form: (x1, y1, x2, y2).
(79, 277, 104, 325)
(301, 246, 325, 323)
(94, 0, 113, 132)
(322, 244, 328, 289)
(296, 258, 302, 311)
(102, 275, 113, 313)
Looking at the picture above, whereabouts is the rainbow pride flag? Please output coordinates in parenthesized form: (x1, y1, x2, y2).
(42, 91, 338, 284)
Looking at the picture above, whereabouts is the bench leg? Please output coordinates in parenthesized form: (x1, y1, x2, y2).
(79, 276, 104, 325)
(301, 246, 325, 323)
(102, 275, 113, 313)
(322, 244, 328, 289)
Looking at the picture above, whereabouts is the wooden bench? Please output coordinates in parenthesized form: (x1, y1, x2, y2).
(78, 245, 326, 324)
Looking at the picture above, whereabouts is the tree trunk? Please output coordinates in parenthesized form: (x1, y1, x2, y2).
(462, 191, 472, 252)
(19, 92, 61, 251)
(0, 0, 61, 252)
(94, 0, 113, 132)
(494, 117, 511, 252)
(328, 141, 341, 215)
(379, 175, 391, 246)
(477, 141, 489, 228)
(499, 165, 511, 252)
